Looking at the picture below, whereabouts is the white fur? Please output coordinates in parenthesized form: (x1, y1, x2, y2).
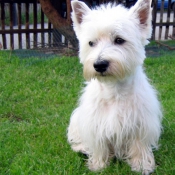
(68, 0, 162, 174)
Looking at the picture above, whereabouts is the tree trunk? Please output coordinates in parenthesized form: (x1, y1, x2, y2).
(38, 0, 78, 49)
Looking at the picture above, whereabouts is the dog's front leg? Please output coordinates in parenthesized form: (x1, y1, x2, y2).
(127, 141, 155, 175)
(86, 141, 110, 171)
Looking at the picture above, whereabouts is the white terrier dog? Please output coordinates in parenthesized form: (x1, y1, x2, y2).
(67, 0, 162, 174)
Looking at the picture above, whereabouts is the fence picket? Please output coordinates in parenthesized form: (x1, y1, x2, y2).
(17, 3, 22, 49)
(165, 0, 171, 39)
(9, 3, 14, 49)
(25, 3, 30, 49)
(41, 9, 45, 48)
(1, 3, 7, 49)
(173, 3, 175, 38)
(33, 2, 37, 48)
(159, 0, 164, 40)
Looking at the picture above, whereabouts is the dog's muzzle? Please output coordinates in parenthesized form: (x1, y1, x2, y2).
(93, 60, 109, 73)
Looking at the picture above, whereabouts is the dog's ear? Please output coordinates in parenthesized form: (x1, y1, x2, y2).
(129, 0, 152, 42)
(71, 0, 91, 36)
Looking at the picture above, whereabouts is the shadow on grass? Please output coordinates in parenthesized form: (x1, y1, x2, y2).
(146, 40, 175, 58)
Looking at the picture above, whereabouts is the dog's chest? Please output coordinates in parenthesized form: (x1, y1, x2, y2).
(83, 95, 136, 144)
(80, 80, 140, 132)
(87, 89, 134, 128)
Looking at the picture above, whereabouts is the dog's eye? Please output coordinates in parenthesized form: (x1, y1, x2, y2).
(114, 38, 125, 45)
(89, 41, 94, 47)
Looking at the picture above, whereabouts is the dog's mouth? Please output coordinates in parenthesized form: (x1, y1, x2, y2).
(100, 72, 107, 77)
(94, 68, 109, 78)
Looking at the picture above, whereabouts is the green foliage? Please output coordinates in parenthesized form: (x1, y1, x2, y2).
(0, 49, 175, 175)
(2, 11, 48, 26)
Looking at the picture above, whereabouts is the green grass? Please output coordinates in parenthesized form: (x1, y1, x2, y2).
(145, 51, 175, 175)
(1, 11, 48, 26)
(0, 48, 175, 175)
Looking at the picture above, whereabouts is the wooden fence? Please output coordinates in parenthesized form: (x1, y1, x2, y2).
(152, 0, 175, 40)
(0, 0, 53, 50)
(0, 0, 175, 50)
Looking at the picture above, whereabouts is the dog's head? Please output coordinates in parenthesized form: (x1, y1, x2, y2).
(71, 0, 152, 81)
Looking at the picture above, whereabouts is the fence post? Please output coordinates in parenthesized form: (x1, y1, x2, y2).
(151, 0, 158, 40)
(13, 3, 18, 26)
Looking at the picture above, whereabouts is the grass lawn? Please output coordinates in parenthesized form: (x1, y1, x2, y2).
(0, 47, 175, 175)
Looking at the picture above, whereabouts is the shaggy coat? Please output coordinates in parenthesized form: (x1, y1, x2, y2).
(67, 0, 162, 174)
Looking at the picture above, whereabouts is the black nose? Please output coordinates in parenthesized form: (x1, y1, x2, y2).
(93, 60, 109, 73)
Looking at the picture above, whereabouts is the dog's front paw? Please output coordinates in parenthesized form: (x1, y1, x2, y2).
(129, 157, 155, 175)
(132, 166, 154, 175)
(87, 158, 107, 171)
(142, 169, 154, 175)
